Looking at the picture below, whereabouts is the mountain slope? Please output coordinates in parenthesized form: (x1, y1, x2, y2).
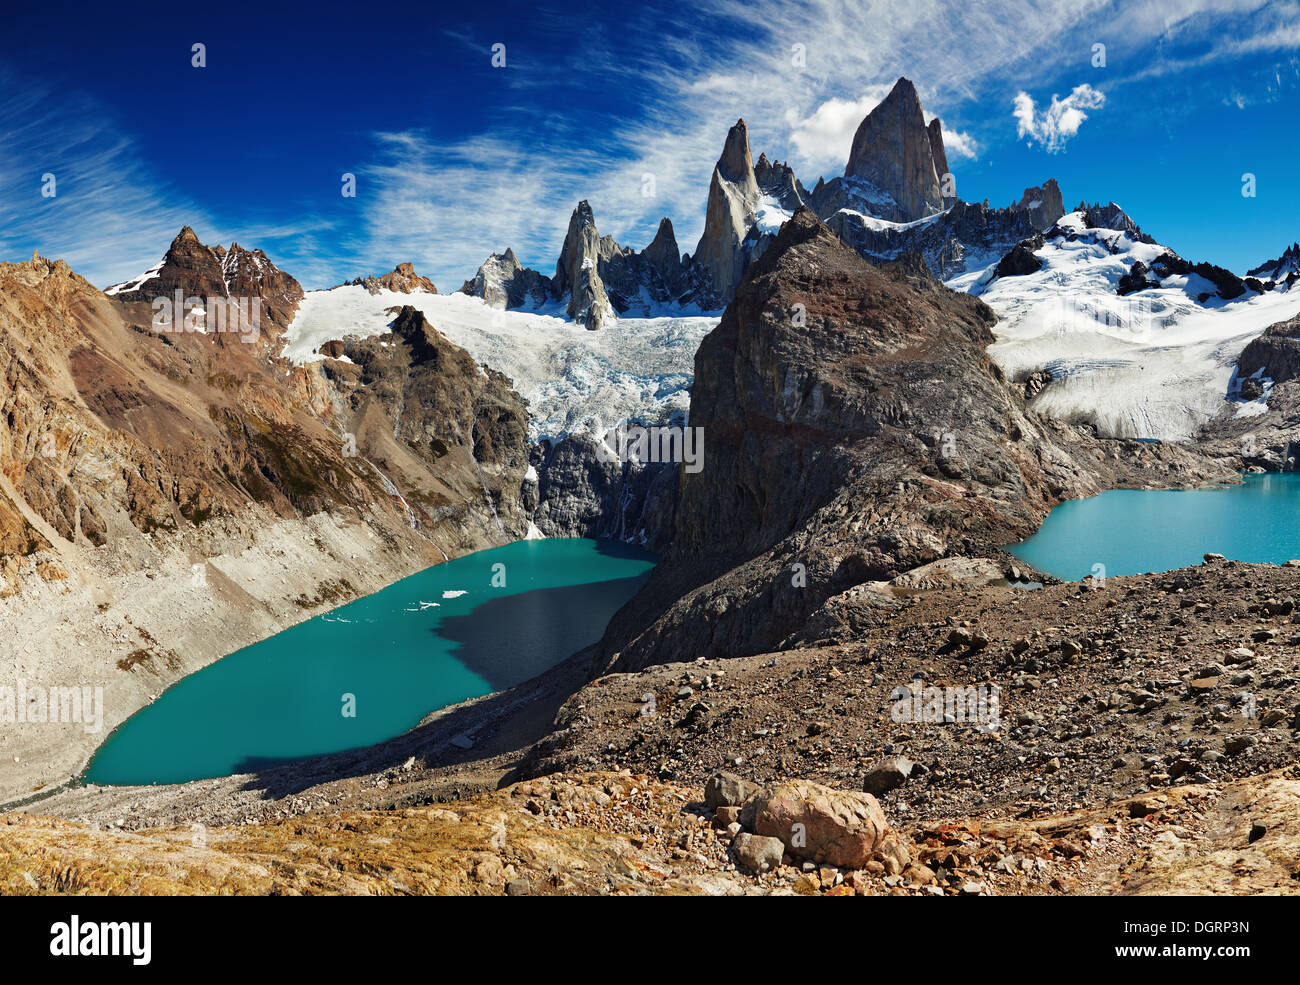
(0, 245, 530, 803)
(972, 208, 1300, 440)
(590, 210, 1234, 673)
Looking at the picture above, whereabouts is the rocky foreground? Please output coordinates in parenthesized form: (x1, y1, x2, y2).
(5, 764, 1297, 895)
(13, 555, 1300, 895)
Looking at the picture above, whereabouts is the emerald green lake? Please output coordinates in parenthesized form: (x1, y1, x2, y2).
(1007, 472, 1300, 581)
(85, 538, 654, 786)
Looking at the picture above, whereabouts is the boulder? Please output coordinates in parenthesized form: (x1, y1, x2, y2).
(750, 779, 908, 869)
(862, 757, 914, 796)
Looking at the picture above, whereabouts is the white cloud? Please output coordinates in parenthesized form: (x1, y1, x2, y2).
(785, 90, 892, 174)
(0, 70, 210, 287)
(1012, 83, 1106, 152)
(942, 128, 980, 160)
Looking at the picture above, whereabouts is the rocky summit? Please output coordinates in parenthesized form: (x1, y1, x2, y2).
(591, 209, 1232, 673)
(844, 77, 945, 222)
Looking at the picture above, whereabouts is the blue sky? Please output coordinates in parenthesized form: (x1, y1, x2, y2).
(1, 0, 1296, 289)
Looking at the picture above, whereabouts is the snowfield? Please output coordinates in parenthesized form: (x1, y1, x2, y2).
(279, 210, 1297, 449)
(282, 287, 719, 442)
(960, 212, 1300, 441)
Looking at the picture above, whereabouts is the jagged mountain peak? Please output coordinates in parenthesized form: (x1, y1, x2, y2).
(644, 217, 680, 260)
(555, 199, 614, 330)
(103, 227, 304, 341)
(1074, 201, 1151, 243)
(844, 76, 943, 222)
(341, 261, 438, 295)
(718, 119, 754, 184)
(1248, 242, 1300, 284)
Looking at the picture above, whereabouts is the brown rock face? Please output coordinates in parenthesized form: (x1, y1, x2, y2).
(694, 119, 762, 300)
(315, 305, 530, 537)
(344, 262, 438, 295)
(594, 210, 1228, 673)
(0, 245, 532, 596)
(751, 780, 904, 870)
(107, 226, 305, 345)
(845, 77, 944, 221)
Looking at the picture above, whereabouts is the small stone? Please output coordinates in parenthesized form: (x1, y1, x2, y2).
(1224, 734, 1258, 756)
(732, 832, 785, 874)
(862, 756, 914, 796)
(712, 806, 741, 829)
(704, 771, 758, 810)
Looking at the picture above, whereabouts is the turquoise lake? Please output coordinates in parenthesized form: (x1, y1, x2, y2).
(85, 538, 655, 786)
(1007, 472, 1300, 581)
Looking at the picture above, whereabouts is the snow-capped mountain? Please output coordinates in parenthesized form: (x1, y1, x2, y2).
(806, 80, 1066, 281)
(459, 76, 1067, 327)
(106, 226, 305, 340)
(282, 284, 715, 444)
(967, 207, 1300, 440)
(1248, 243, 1300, 288)
(98, 78, 1297, 527)
(458, 119, 810, 324)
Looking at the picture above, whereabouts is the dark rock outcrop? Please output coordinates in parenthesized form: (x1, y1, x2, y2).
(1077, 202, 1154, 244)
(821, 195, 1061, 280)
(1248, 243, 1300, 288)
(591, 210, 1232, 673)
(528, 434, 677, 548)
(1120, 250, 1249, 301)
(1237, 313, 1300, 385)
(994, 239, 1044, 278)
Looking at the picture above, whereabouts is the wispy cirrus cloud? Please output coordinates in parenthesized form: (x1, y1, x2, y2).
(353, 0, 1298, 287)
(0, 70, 206, 286)
(0, 63, 340, 288)
(4, 1, 1297, 291)
(1012, 83, 1107, 153)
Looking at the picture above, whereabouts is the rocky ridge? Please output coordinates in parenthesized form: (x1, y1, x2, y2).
(106, 226, 305, 345)
(342, 261, 438, 295)
(0, 240, 531, 802)
(590, 209, 1236, 675)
